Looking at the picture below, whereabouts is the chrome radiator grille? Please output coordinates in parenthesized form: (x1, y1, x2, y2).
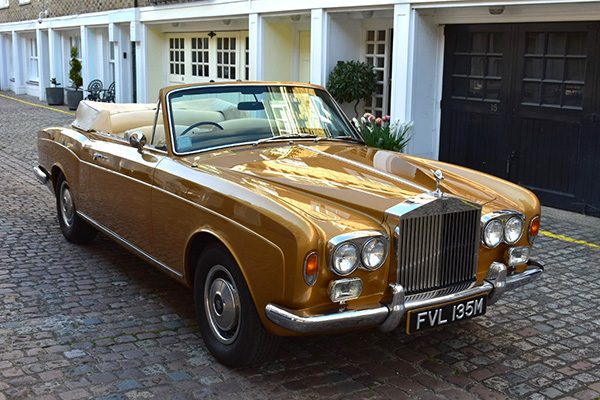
(392, 197, 481, 296)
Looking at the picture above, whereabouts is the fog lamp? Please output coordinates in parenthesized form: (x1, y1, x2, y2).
(328, 278, 362, 303)
(505, 246, 530, 267)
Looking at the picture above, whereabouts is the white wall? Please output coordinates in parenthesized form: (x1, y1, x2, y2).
(405, 12, 442, 160)
(263, 21, 293, 81)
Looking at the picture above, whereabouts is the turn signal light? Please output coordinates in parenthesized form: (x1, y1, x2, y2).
(303, 251, 319, 286)
(528, 216, 540, 244)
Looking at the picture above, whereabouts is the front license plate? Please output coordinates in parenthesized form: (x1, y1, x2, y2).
(406, 294, 487, 334)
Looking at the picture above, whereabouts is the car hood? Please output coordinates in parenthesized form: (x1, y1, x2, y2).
(181, 142, 497, 222)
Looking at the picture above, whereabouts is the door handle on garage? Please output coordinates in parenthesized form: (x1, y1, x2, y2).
(93, 153, 109, 161)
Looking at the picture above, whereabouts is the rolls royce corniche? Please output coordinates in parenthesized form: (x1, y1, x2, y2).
(35, 82, 543, 367)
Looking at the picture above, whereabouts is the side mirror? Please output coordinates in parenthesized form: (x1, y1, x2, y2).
(128, 131, 147, 154)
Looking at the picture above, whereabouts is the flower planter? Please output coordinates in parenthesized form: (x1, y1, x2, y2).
(46, 87, 64, 105)
(66, 89, 83, 110)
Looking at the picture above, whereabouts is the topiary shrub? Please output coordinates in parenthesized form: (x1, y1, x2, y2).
(69, 46, 83, 91)
(327, 60, 377, 116)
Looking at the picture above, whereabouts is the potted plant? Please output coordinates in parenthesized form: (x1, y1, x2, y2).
(66, 46, 83, 110)
(327, 60, 377, 117)
(353, 113, 413, 153)
(46, 78, 64, 105)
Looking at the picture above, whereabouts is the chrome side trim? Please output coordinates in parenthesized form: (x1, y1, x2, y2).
(77, 211, 184, 279)
(266, 260, 544, 333)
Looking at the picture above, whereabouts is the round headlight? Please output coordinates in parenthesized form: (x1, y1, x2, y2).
(483, 219, 503, 248)
(361, 238, 386, 270)
(504, 216, 524, 244)
(332, 243, 359, 275)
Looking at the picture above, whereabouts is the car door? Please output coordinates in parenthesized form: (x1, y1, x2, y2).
(78, 136, 165, 255)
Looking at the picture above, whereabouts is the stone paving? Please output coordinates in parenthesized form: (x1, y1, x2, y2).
(1, 91, 600, 400)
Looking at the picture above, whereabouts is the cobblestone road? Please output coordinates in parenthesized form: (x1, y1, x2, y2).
(1, 91, 600, 400)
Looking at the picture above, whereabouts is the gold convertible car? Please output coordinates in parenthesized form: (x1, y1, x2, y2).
(35, 82, 543, 367)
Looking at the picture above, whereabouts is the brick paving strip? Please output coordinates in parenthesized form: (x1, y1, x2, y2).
(1, 91, 599, 399)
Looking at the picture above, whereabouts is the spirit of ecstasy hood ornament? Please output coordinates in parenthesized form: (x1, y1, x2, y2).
(431, 169, 445, 198)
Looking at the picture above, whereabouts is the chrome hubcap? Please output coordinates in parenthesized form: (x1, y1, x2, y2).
(59, 182, 75, 227)
(204, 265, 240, 344)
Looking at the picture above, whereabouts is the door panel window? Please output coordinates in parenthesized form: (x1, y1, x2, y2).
(450, 31, 504, 102)
(520, 31, 587, 109)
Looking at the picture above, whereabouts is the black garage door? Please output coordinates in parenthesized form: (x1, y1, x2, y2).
(440, 22, 600, 216)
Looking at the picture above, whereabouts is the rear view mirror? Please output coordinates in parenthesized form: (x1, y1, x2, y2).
(129, 131, 147, 154)
(238, 101, 265, 111)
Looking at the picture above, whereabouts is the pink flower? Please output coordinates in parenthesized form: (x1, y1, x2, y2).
(368, 114, 376, 123)
(375, 117, 383, 126)
(382, 115, 391, 123)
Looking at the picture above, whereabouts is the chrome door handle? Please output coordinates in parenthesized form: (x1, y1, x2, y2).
(93, 153, 109, 161)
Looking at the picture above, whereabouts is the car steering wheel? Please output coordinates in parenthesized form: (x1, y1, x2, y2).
(180, 121, 224, 136)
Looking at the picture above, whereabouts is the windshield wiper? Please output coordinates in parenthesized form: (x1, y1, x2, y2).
(315, 136, 365, 144)
(254, 134, 318, 146)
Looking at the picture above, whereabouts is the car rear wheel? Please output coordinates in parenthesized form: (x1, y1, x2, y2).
(194, 243, 280, 367)
(56, 173, 97, 244)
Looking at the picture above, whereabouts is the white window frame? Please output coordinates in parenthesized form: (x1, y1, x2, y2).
(108, 42, 116, 85)
(166, 31, 249, 85)
(0, 0, 9, 9)
(18, 0, 30, 5)
(363, 27, 392, 117)
(28, 36, 39, 83)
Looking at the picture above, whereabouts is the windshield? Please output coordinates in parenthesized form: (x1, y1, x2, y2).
(166, 84, 359, 154)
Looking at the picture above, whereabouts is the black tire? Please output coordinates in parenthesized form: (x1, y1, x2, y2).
(55, 173, 97, 244)
(194, 243, 280, 367)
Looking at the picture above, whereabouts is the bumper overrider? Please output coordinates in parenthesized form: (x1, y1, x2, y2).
(265, 260, 543, 333)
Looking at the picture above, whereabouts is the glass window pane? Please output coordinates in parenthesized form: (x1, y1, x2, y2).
(485, 79, 501, 100)
(522, 82, 541, 104)
(526, 33, 544, 55)
(471, 33, 487, 53)
(377, 44, 385, 54)
(454, 55, 468, 75)
(542, 83, 562, 105)
(524, 58, 543, 79)
(469, 79, 484, 98)
(487, 57, 502, 77)
(452, 77, 468, 97)
(455, 32, 469, 53)
(564, 84, 584, 108)
(470, 56, 485, 76)
(489, 33, 503, 54)
(566, 59, 585, 82)
(377, 57, 385, 68)
(367, 44, 374, 54)
(378, 30, 386, 41)
(545, 59, 564, 81)
(367, 31, 374, 41)
(547, 33, 566, 55)
(567, 32, 586, 55)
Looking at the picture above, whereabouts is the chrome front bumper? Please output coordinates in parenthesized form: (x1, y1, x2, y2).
(265, 260, 543, 334)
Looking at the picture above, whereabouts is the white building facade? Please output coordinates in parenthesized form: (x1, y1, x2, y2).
(2, 0, 600, 213)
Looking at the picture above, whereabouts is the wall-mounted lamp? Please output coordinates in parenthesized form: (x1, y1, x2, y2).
(291, 14, 301, 22)
(362, 10, 374, 19)
(208, 31, 216, 38)
(38, 9, 50, 24)
(223, 19, 232, 25)
(488, 5, 505, 15)
(171, 22, 180, 28)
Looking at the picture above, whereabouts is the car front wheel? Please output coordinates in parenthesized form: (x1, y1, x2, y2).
(56, 173, 97, 244)
(194, 243, 280, 367)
